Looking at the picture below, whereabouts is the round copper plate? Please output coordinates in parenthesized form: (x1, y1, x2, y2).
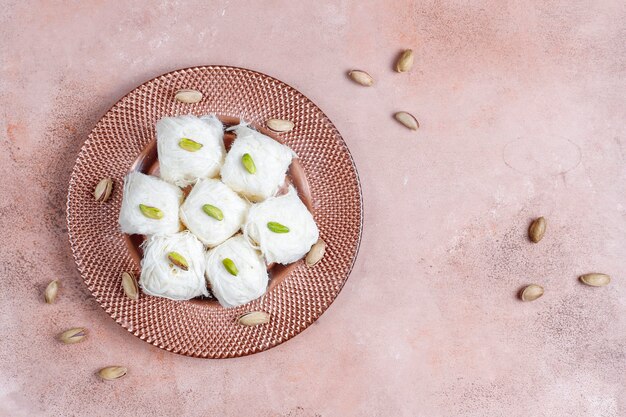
(66, 66, 363, 358)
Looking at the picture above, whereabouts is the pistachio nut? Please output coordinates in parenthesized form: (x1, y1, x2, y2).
(44, 280, 59, 304)
(394, 112, 419, 130)
(348, 70, 374, 86)
(241, 153, 256, 174)
(59, 327, 87, 344)
(305, 239, 326, 266)
(98, 366, 127, 381)
(168, 252, 189, 271)
(94, 178, 113, 202)
(222, 258, 238, 276)
(174, 89, 203, 103)
(528, 217, 546, 243)
(121, 272, 138, 300)
(579, 273, 610, 287)
(202, 204, 224, 221)
(267, 222, 289, 233)
(139, 204, 163, 220)
(238, 311, 270, 326)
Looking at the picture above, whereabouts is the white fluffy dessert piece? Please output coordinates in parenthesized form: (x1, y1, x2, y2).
(118, 171, 183, 236)
(156, 115, 226, 187)
(244, 186, 319, 265)
(140, 231, 209, 301)
(179, 178, 249, 247)
(205, 234, 268, 308)
(220, 125, 296, 202)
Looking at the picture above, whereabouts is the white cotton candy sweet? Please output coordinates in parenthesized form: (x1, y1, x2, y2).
(118, 171, 183, 236)
(179, 178, 249, 247)
(205, 235, 268, 308)
(220, 125, 296, 202)
(156, 115, 226, 187)
(140, 231, 209, 301)
(244, 186, 319, 265)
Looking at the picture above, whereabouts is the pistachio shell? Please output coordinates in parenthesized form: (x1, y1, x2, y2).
(241, 153, 256, 174)
(168, 252, 189, 271)
(174, 89, 203, 103)
(222, 258, 238, 276)
(306, 239, 326, 266)
(520, 284, 544, 301)
(267, 221, 289, 233)
(579, 273, 610, 287)
(238, 311, 270, 326)
(44, 280, 59, 304)
(528, 217, 546, 243)
(348, 70, 374, 86)
(394, 112, 419, 130)
(178, 138, 203, 152)
(94, 178, 113, 202)
(59, 327, 87, 344)
(139, 204, 163, 220)
(395, 49, 414, 72)
(121, 272, 138, 300)
(98, 366, 127, 381)
(266, 119, 294, 133)
(202, 204, 224, 221)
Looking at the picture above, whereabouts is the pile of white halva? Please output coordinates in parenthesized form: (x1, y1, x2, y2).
(119, 115, 319, 308)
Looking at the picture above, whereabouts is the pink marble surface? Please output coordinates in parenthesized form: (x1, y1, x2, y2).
(1, 1, 625, 416)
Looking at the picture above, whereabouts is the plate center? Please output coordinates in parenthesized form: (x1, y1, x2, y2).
(123, 115, 313, 307)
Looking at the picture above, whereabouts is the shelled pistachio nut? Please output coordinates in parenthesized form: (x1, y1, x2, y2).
(267, 222, 289, 233)
(202, 204, 224, 221)
(222, 258, 238, 276)
(242, 153, 256, 174)
(168, 252, 189, 271)
(139, 204, 163, 219)
(179, 138, 203, 152)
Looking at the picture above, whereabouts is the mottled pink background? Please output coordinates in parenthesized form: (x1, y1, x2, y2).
(1, 1, 625, 416)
